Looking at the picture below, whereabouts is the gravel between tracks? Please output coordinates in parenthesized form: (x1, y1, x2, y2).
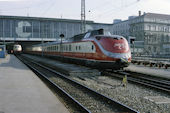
(23, 54, 169, 112)
(70, 74, 170, 113)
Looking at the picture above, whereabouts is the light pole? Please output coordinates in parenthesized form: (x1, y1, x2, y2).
(41, 37, 44, 57)
(60, 34, 64, 55)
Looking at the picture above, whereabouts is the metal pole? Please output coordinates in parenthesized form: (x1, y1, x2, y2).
(133, 41, 135, 57)
(81, 0, 86, 33)
(41, 40, 43, 57)
(3, 19, 5, 45)
(60, 34, 64, 56)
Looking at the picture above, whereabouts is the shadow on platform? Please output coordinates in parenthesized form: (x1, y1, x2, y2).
(0, 54, 28, 70)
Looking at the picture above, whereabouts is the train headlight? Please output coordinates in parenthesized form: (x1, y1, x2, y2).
(120, 58, 128, 63)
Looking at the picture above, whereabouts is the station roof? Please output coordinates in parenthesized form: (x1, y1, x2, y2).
(0, 15, 94, 24)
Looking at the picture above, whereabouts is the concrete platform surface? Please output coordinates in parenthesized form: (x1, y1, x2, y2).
(125, 64, 170, 79)
(0, 55, 70, 113)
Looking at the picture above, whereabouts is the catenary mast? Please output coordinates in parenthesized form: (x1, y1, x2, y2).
(81, 0, 86, 33)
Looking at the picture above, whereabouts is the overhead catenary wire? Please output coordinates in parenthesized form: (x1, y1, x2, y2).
(41, 0, 56, 16)
(87, 0, 140, 21)
(87, 0, 113, 13)
(98, 0, 140, 18)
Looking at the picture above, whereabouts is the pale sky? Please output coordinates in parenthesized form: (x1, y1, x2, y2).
(0, 0, 170, 23)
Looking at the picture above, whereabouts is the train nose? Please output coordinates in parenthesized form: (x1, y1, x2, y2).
(116, 58, 129, 67)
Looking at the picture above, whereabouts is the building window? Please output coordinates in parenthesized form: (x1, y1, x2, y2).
(153, 47, 157, 52)
(165, 48, 169, 52)
(154, 26, 157, 31)
(147, 25, 151, 30)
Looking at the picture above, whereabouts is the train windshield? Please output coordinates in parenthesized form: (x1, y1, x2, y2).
(103, 31, 111, 36)
(84, 29, 112, 39)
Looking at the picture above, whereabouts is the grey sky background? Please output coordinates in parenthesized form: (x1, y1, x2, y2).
(0, 0, 169, 23)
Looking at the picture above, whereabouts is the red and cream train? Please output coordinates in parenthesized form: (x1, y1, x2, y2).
(25, 29, 131, 70)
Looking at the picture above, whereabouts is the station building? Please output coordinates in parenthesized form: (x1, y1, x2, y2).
(0, 15, 113, 49)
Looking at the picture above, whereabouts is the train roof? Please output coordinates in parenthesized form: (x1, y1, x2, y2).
(33, 41, 59, 47)
(95, 35, 125, 39)
(31, 29, 126, 47)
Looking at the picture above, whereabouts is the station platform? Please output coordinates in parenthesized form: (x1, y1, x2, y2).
(0, 54, 69, 113)
(22, 54, 100, 77)
(125, 64, 170, 79)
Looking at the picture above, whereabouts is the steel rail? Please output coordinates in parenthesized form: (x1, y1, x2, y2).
(103, 71, 170, 93)
(17, 55, 91, 113)
(18, 55, 139, 113)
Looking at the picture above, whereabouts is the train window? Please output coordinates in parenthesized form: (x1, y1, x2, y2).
(66, 45, 68, 51)
(69, 45, 71, 51)
(84, 33, 91, 39)
(79, 46, 81, 50)
(92, 45, 94, 50)
(76, 46, 77, 50)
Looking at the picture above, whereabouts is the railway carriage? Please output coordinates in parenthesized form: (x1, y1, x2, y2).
(25, 29, 131, 70)
(13, 44, 22, 54)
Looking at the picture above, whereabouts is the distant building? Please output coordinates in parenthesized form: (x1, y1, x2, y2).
(128, 16, 137, 20)
(113, 19, 122, 24)
(112, 19, 130, 38)
(113, 12, 170, 57)
(130, 13, 170, 56)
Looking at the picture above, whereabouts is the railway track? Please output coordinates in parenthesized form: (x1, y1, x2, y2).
(103, 70, 170, 93)
(17, 55, 138, 113)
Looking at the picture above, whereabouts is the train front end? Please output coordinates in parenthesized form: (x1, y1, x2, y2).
(13, 44, 22, 54)
(96, 35, 131, 69)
